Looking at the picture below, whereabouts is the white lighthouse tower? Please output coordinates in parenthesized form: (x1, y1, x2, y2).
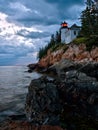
(61, 21, 69, 43)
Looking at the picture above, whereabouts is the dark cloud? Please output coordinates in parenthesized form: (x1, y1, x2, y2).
(0, 44, 36, 65)
(0, 0, 85, 65)
(17, 29, 51, 39)
(0, 0, 85, 27)
(0, 57, 16, 66)
(16, 16, 60, 27)
(44, 0, 84, 5)
(44, 0, 84, 21)
(0, 0, 15, 15)
(0, 44, 34, 57)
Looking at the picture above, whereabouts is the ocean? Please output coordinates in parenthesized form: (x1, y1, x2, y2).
(0, 66, 42, 122)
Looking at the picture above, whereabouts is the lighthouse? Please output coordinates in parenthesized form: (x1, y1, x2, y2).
(60, 21, 81, 44)
(61, 21, 69, 43)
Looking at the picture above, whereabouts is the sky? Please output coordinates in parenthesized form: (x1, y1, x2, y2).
(0, 0, 85, 66)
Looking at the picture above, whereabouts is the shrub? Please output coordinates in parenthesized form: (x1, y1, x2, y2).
(73, 37, 88, 45)
(73, 36, 98, 51)
(51, 43, 65, 52)
(86, 36, 98, 51)
(37, 42, 65, 60)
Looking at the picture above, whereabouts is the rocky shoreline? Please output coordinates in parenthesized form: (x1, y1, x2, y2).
(1, 58, 98, 130)
(1, 43, 98, 130)
(25, 59, 98, 129)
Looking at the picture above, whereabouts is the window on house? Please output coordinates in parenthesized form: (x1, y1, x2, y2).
(74, 31, 76, 35)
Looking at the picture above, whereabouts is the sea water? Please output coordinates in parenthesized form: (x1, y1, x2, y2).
(0, 66, 42, 122)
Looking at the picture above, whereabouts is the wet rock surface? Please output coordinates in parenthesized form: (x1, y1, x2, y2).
(26, 60, 98, 129)
(25, 76, 61, 125)
(48, 59, 98, 79)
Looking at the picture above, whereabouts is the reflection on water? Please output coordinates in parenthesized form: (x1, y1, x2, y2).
(0, 66, 42, 121)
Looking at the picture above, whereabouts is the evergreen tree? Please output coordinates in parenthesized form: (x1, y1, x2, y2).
(50, 34, 55, 45)
(92, 0, 98, 35)
(86, 0, 94, 9)
(55, 30, 61, 43)
(80, 0, 98, 36)
(80, 7, 91, 36)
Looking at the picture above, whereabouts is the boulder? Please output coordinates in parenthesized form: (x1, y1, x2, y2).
(27, 63, 38, 70)
(48, 59, 78, 76)
(25, 76, 61, 125)
(49, 59, 98, 80)
(59, 70, 98, 118)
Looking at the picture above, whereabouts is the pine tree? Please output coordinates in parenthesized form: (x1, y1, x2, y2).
(80, 0, 98, 36)
(50, 34, 55, 45)
(92, 0, 98, 35)
(80, 7, 91, 36)
(55, 30, 61, 43)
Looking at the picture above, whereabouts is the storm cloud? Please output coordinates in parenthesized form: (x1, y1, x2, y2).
(0, 0, 85, 65)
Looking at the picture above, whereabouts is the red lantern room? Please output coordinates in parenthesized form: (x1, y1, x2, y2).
(61, 21, 68, 28)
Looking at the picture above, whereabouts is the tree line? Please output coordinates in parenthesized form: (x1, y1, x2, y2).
(37, 30, 61, 59)
(80, 0, 98, 37)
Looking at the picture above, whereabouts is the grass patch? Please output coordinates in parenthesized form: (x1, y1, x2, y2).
(73, 37, 88, 45)
(73, 36, 98, 51)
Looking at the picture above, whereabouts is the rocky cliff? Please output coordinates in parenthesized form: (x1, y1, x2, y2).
(25, 43, 98, 130)
(38, 44, 98, 68)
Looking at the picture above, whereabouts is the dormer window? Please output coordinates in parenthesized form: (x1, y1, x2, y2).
(74, 31, 76, 35)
